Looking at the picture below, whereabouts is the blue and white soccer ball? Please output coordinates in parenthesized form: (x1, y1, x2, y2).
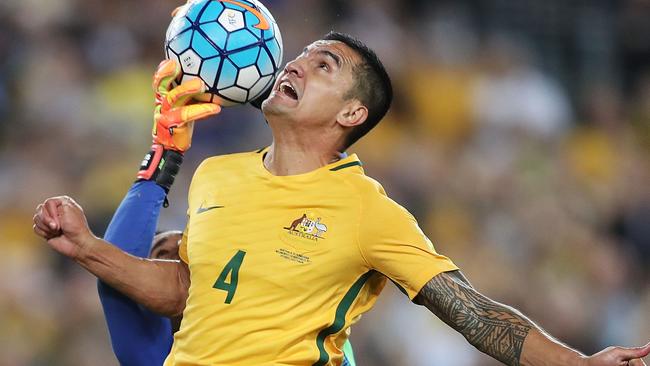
(165, 0, 283, 105)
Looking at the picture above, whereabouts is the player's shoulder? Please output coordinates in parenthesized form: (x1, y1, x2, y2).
(338, 170, 386, 198)
(336, 167, 408, 217)
(195, 147, 266, 175)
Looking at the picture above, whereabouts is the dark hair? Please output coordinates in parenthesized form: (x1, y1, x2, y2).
(322, 31, 393, 149)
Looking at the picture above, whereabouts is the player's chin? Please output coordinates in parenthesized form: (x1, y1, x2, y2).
(262, 91, 298, 114)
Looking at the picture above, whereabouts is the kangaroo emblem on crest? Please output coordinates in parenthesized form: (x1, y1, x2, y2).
(284, 213, 328, 240)
(284, 214, 307, 231)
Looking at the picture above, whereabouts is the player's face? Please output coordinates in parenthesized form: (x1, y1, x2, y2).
(149, 231, 182, 260)
(262, 40, 361, 127)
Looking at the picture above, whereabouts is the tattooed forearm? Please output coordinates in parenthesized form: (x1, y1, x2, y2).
(414, 271, 533, 366)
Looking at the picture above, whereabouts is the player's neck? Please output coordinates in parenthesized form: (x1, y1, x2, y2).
(263, 142, 343, 176)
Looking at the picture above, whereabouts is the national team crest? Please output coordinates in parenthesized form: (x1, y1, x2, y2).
(283, 213, 328, 241)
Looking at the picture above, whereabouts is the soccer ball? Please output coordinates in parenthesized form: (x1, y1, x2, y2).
(165, 0, 283, 105)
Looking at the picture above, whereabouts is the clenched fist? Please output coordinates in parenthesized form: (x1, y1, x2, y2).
(33, 196, 96, 259)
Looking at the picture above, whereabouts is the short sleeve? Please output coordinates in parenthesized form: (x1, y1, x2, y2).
(179, 159, 205, 265)
(178, 226, 189, 264)
(358, 194, 458, 299)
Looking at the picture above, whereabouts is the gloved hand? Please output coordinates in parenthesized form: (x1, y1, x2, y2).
(151, 59, 221, 152)
(137, 59, 220, 192)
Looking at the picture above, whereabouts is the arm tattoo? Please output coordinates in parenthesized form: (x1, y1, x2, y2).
(414, 270, 533, 366)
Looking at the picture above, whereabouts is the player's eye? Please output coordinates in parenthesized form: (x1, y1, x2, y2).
(319, 62, 329, 71)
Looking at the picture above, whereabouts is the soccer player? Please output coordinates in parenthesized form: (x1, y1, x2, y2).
(34, 32, 649, 366)
(93, 61, 356, 365)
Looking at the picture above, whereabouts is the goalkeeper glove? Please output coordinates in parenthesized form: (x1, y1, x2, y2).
(137, 59, 221, 192)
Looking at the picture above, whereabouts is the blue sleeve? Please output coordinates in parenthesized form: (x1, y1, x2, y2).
(342, 339, 355, 366)
(97, 180, 173, 366)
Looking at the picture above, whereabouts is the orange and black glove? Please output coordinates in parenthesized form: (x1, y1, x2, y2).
(137, 59, 221, 192)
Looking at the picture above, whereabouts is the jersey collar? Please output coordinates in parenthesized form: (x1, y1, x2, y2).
(255, 147, 363, 180)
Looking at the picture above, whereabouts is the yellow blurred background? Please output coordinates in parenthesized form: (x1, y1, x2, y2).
(0, 0, 648, 365)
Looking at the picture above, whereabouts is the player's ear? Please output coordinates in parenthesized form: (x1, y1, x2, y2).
(336, 99, 368, 128)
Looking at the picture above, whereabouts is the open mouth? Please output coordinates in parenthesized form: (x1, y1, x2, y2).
(279, 80, 298, 100)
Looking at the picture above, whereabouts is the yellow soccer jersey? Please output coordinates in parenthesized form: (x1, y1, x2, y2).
(165, 149, 458, 366)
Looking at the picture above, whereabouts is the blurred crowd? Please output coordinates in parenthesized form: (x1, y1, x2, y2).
(0, 0, 649, 365)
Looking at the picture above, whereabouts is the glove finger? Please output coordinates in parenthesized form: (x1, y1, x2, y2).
(166, 78, 207, 108)
(158, 103, 221, 130)
(171, 121, 195, 151)
(153, 59, 181, 94)
(178, 103, 222, 123)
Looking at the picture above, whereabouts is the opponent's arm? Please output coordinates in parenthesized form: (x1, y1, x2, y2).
(414, 270, 650, 366)
(97, 181, 174, 366)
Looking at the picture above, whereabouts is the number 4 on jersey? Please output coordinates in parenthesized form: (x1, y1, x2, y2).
(213, 250, 246, 304)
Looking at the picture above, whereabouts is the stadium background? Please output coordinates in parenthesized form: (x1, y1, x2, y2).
(1, 0, 649, 364)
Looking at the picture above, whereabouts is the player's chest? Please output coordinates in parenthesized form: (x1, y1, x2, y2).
(186, 185, 363, 281)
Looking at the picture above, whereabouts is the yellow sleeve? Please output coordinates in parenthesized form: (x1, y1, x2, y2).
(179, 157, 209, 265)
(358, 193, 458, 299)
(178, 225, 189, 264)
(178, 171, 195, 265)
